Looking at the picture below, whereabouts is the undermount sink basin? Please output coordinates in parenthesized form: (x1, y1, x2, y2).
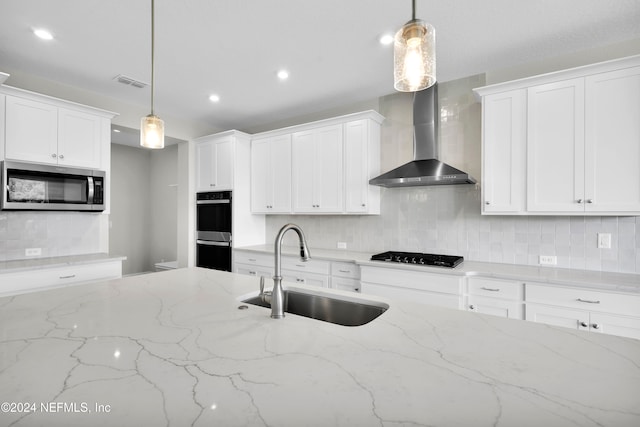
(242, 289, 388, 327)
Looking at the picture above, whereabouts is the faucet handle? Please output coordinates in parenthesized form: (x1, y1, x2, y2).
(259, 276, 265, 294)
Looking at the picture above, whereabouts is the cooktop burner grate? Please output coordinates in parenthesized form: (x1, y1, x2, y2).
(370, 251, 464, 268)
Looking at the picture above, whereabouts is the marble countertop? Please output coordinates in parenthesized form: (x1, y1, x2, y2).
(237, 245, 640, 294)
(0, 253, 127, 274)
(1, 267, 638, 426)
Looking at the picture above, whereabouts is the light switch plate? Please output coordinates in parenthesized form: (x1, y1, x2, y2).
(25, 248, 42, 257)
(336, 242, 347, 249)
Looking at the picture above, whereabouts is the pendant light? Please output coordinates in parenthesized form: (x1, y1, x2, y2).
(140, 0, 165, 149)
(394, 0, 436, 92)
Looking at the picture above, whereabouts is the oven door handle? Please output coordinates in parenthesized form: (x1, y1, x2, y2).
(196, 240, 231, 247)
(196, 200, 230, 205)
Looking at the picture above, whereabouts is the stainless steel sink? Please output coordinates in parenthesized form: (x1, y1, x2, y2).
(242, 290, 388, 327)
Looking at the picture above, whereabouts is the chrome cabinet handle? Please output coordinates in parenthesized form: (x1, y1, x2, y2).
(580, 321, 588, 328)
(295, 278, 305, 283)
(51, 153, 57, 158)
(586, 199, 593, 204)
(59, 274, 76, 279)
(485, 201, 490, 205)
(481, 287, 500, 292)
(361, 204, 366, 207)
(591, 323, 601, 330)
(248, 271, 257, 275)
(577, 199, 583, 204)
(58, 154, 64, 160)
(469, 305, 476, 310)
(338, 269, 351, 273)
(576, 298, 600, 304)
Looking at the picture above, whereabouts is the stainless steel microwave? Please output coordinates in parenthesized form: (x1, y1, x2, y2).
(1, 160, 105, 211)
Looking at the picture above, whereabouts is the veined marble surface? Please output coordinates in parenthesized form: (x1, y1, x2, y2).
(0, 268, 639, 426)
(237, 245, 640, 293)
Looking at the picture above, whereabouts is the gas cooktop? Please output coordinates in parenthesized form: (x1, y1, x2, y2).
(370, 251, 464, 268)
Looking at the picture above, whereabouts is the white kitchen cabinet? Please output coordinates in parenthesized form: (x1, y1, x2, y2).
(281, 256, 331, 288)
(233, 250, 274, 279)
(525, 282, 640, 340)
(5, 95, 105, 169)
(360, 265, 462, 310)
(292, 124, 343, 213)
(195, 134, 234, 191)
(344, 119, 381, 214)
(465, 277, 524, 319)
(527, 78, 586, 213)
(480, 89, 527, 214)
(250, 110, 383, 215)
(0, 260, 122, 297)
(583, 66, 640, 213)
(474, 54, 640, 216)
(251, 135, 292, 213)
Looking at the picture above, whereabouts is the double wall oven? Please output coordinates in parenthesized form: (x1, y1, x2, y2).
(196, 191, 232, 271)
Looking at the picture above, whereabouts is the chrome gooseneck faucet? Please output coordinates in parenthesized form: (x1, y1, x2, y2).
(271, 223, 311, 319)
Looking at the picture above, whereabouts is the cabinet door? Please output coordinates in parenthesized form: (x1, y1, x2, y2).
(57, 108, 102, 168)
(214, 137, 234, 190)
(525, 303, 589, 331)
(196, 140, 216, 191)
(481, 89, 526, 213)
(251, 135, 292, 213)
(5, 96, 58, 164)
(331, 277, 361, 292)
(362, 282, 460, 309)
(344, 120, 370, 213)
(250, 138, 270, 212)
(584, 66, 640, 213)
(269, 135, 292, 213)
(527, 79, 585, 212)
(292, 125, 343, 213)
(589, 312, 640, 340)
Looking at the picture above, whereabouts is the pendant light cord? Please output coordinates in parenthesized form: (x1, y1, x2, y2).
(411, 0, 416, 20)
(151, 0, 155, 116)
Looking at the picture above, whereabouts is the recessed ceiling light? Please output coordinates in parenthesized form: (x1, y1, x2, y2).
(209, 94, 220, 103)
(277, 70, 289, 80)
(379, 33, 394, 45)
(33, 28, 54, 40)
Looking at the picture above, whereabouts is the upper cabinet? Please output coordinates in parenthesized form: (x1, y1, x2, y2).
(292, 124, 343, 213)
(195, 134, 234, 191)
(250, 110, 384, 215)
(251, 134, 292, 213)
(2, 91, 114, 169)
(474, 55, 640, 216)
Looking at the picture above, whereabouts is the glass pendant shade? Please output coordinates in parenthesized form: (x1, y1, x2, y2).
(394, 19, 436, 92)
(140, 114, 165, 149)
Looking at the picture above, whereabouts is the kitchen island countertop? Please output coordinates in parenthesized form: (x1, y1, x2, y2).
(0, 267, 639, 426)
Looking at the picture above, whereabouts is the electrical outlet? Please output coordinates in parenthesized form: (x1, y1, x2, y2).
(337, 242, 347, 249)
(25, 248, 42, 257)
(539, 255, 557, 266)
(597, 233, 612, 249)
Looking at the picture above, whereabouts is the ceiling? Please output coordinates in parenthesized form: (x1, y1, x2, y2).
(1, 0, 640, 141)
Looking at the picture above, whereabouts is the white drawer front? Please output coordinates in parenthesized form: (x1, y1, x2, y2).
(526, 283, 640, 317)
(282, 256, 330, 275)
(282, 270, 329, 288)
(360, 266, 462, 295)
(234, 251, 272, 267)
(331, 262, 360, 279)
(0, 261, 122, 296)
(362, 282, 461, 309)
(468, 277, 524, 300)
(332, 277, 361, 292)
(234, 263, 273, 278)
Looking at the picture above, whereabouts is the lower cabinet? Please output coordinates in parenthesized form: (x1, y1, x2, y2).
(465, 277, 524, 320)
(0, 260, 123, 297)
(360, 266, 462, 310)
(525, 283, 640, 340)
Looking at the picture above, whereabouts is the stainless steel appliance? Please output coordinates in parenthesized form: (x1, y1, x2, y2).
(371, 251, 464, 268)
(196, 191, 232, 271)
(1, 160, 105, 211)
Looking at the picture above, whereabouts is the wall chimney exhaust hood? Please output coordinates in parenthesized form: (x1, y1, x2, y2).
(369, 84, 476, 188)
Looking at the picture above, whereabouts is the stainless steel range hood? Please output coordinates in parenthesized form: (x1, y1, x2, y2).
(369, 83, 476, 188)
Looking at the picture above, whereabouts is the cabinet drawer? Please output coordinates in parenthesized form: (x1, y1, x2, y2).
(360, 266, 462, 295)
(332, 277, 361, 293)
(282, 256, 330, 275)
(282, 270, 329, 288)
(234, 251, 272, 267)
(0, 261, 122, 296)
(331, 262, 360, 279)
(526, 283, 640, 317)
(234, 263, 273, 278)
(468, 277, 523, 300)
